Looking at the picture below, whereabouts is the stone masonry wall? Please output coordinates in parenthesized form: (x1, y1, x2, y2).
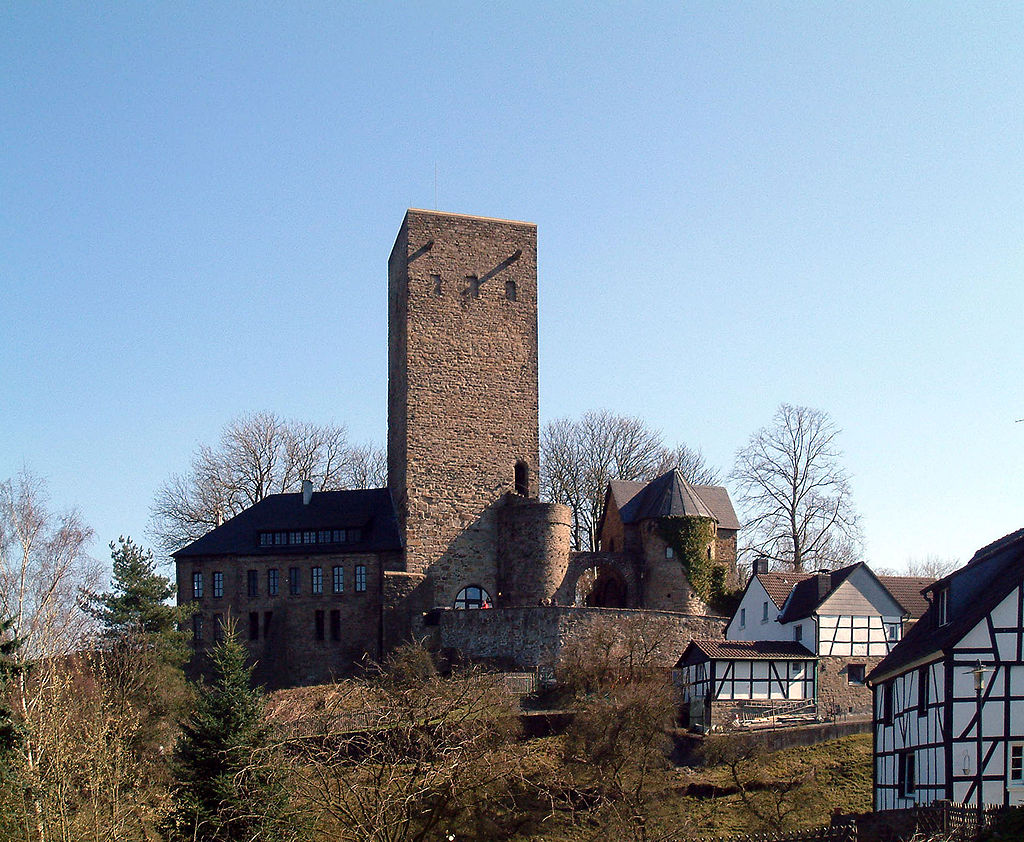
(817, 654, 881, 717)
(438, 605, 729, 672)
(497, 496, 572, 606)
(387, 210, 539, 610)
(179, 551, 399, 689)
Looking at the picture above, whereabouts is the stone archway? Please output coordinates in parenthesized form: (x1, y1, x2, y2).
(584, 565, 628, 608)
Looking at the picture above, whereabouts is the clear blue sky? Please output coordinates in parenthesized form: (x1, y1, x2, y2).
(3, 3, 1022, 573)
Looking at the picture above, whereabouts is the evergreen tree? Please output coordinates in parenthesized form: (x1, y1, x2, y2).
(84, 536, 192, 666)
(163, 621, 296, 842)
(0, 614, 23, 754)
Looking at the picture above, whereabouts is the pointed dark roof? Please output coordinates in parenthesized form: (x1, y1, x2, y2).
(609, 469, 740, 530)
(676, 638, 816, 668)
(868, 528, 1024, 684)
(172, 488, 402, 558)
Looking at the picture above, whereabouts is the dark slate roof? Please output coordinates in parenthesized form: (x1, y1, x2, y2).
(777, 563, 863, 623)
(756, 571, 813, 608)
(676, 638, 816, 667)
(173, 488, 402, 558)
(877, 576, 935, 619)
(868, 529, 1024, 684)
(609, 471, 741, 530)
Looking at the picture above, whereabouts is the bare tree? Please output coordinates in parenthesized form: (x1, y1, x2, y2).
(285, 644, 522, 841)
(540, 410, 719, 551)
(0, 469, 98, 661)
(555, 614, 681, 842)
(149, 412, 386, 555)
(730, 404, 861, 572)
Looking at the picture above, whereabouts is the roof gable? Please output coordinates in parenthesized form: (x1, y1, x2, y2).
(869, 529, 1024, 684)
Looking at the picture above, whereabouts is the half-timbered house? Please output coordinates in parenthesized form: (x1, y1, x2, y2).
(726, 560, 933, 716)
(869, 527, 1024, 810)
(676, 639, 817, 730)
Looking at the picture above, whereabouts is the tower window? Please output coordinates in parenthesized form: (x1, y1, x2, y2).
(466, 275, 480, 298)
(505, 279, 517, 301)
(454, 585, 491, 610)
(515, 461, 529, 496)
(355, 565, 367, 593)
(432, 273, 442, 295)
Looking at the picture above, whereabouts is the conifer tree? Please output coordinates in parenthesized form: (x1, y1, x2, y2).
(163, 620, 297, 842)
(0, 614, 23, 754)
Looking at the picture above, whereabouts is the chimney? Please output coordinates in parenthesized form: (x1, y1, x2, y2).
(301, 479, 313, 506)
(816, 571, 831, 601)
(752, 557, 769, 577)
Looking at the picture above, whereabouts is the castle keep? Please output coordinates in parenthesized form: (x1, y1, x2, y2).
(175, 210, 737, 687)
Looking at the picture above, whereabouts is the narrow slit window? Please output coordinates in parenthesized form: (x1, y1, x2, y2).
(505, 279, 517, 301)
(515, 461, 529, 496)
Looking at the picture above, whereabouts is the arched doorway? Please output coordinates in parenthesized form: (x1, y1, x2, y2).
(585, 566, 627, 608)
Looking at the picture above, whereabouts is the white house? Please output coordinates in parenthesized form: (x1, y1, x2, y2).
(869, 527, 1024, 811)
(725, 560, 933, 716)
(676, 639, 817, 730)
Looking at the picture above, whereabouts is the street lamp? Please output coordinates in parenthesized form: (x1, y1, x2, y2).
(969, 660, 990, 821)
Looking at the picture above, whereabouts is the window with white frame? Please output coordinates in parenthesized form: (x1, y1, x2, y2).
(311, 566, 323, 595)
(762, 601, 769, 622)
(332, 565, 344, 594)
(1010, 744, 1024, 786)
(936, 586, 950, 626)
(192, 571, 204, 600)
(355, 564, 367, 593)
(213, 571, 224, 599)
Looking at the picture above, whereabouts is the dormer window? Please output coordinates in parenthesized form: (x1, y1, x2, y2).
(936, 586, 950, 627)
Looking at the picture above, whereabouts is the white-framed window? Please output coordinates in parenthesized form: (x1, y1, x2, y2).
(937, 586, 950, 626)
(332, 565, 344, 593)
(355, 564, 367, 593)
(192, 571, 204, 600)
(212, 571, 224, 599)
(267, 568, 279, 596)
(1010, 743, 1024, 786)
(898, 751, 916, 797)
(453, 585, 491, 610)
(885, 622, 900, 642)
(311, 566, 323, 595)
(762, 601, 769, 622)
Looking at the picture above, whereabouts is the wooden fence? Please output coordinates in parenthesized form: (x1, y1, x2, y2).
(713, 801, 1009, 842)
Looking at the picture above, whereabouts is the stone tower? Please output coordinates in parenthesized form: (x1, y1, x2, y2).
(387, 209, 540, 607)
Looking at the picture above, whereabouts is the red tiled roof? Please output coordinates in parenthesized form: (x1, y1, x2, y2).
(877, 576, 935, 619)
(756, 571, 812, 608)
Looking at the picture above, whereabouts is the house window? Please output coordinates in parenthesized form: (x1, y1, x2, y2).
(192, 571, 204, 600)
(355, 565, 367, 593)
(247, 569, 258, 598)
(898, 751, 916, 797)
(248, 611, 259, 641)
(289, 567, 300, 595)
(762, 601, 769, 622)
(792, 662, 805, 677)
(213, 571, 224, 599)
(330, 609, 341, 641)
(848, 664, 866, 685)
(267, 568, 279, 596)
(213, 613, 224, 642)
(314, 610, 325, 641)
(918, 666, 929, 715)
(739, 608, 746, 628)
(936, 586, 950, 626)
(666, 546, 674, 559)
(885, 622, 900, 642)
(311, 566, 323, 595)
(263, 611, 273, 638)
(192, 614, 203, 642)
(794, 624, 803, 642)
(453, 585, 491, 610)
(1010, 744, 1024, 785)
(333, 565, 344, 593)
(882, 682, 895, 726)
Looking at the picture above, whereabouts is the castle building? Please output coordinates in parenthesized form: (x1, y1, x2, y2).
(175, 210, 737, 687)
